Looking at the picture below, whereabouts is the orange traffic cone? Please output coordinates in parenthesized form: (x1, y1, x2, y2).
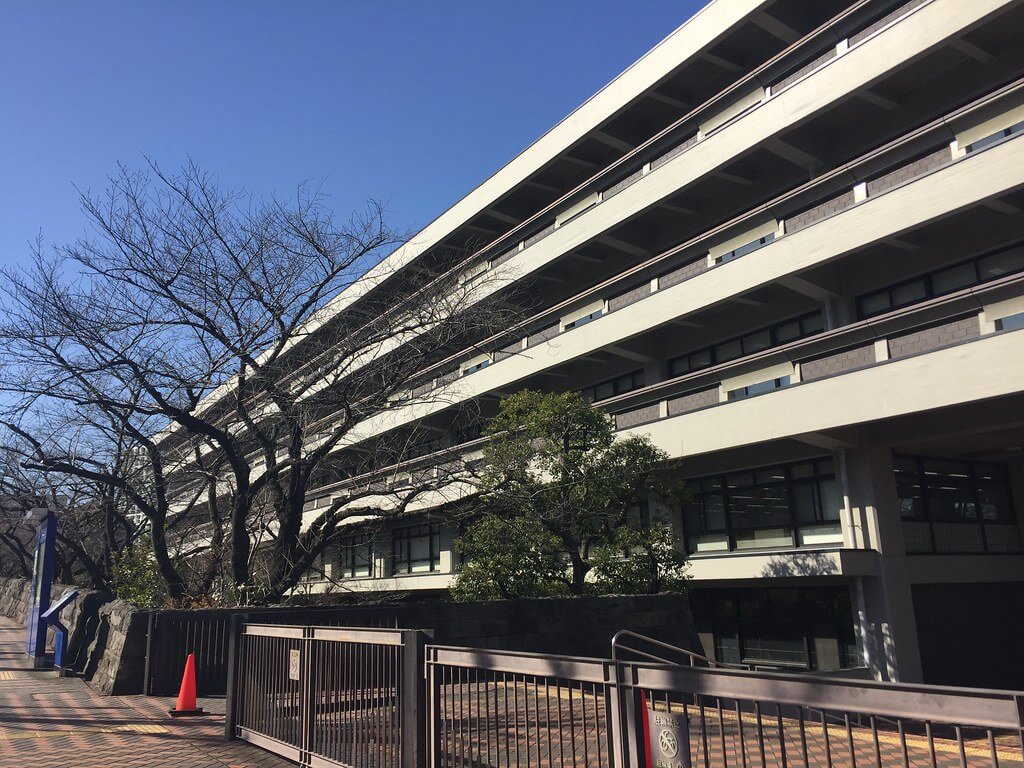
(168, 653, 206, 717)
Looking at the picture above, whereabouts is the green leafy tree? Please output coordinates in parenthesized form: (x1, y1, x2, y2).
(452, 390, 686, 599)
(590, 522, 689, 595)
(450, 516, 569, 600)
(110, 540, 166, 608)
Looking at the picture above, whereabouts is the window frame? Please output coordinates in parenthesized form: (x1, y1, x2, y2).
(391, 522, 442, 575)
(668, 311, 824, 379)
(856, 242, 1024, 319)
(895, 455, 1020, 554)
(682, 458, 841, 555)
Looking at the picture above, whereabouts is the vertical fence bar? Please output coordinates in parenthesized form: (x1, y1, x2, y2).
(400, 629, 429, 768)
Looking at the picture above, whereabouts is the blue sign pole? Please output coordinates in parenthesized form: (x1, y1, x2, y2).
(25, 509, 56, 668)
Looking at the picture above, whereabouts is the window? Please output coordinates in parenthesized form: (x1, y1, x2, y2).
(683, 459, 841, 554)
(564, 309, 603, 330)
(579, 370, 645, 403)
(300, 551, 329, 583)
(856, 243, 1024, 319)
(690, 587, 859, 671)
(392, 523, 442, 574)
(668, 311, 823, 378)
(996, 312, 1024, 332)
(462, 359, 491, 376)
(718, 233, 775, 265)
(966, 119, 1024, 153)
(895, 456, 1020, 554)
(727, 376, 791, 401)
(338, 535, 374, 578)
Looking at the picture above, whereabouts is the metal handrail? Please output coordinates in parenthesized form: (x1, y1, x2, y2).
(611, 629, 751, 670)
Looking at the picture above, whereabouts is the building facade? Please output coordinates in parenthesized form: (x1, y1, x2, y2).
(288, 0, 1024, 687)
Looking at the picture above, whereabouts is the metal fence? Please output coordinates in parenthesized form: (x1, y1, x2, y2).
(227, 623, 427, 768)
(143, 606, 403, 695)
(228, 622, 1024, 768)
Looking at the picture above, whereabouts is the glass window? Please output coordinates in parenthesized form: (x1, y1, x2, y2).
(564, 309, 603, 330)
(857, 242, 1024, 319)
(931, 263, 977, 295)
(338, 535, 374, 578)
(668, 312, 823, 381)
(742, 329, 773, 355)
(579, 369, 644, 403)
(801, 313, 826, 335)
(774, 320, 802, 343)
(978, 245, 1024, 280)
(892, 280, 927, 307)
(392, 523, 441, 574)
(858, 292, 892, 318)
(997, 312, 1024, 332)
(896, 455, 1020, 553)
(682, 459, 841, 554)
(715, 339, 743, 362)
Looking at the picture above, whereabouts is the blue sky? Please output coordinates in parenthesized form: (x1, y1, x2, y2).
(0, 1, 703, 270)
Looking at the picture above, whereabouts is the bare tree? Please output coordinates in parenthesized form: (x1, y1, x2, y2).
(0, 159, 519, 604)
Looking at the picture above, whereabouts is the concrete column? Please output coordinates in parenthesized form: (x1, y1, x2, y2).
(843, 445, 924, 682)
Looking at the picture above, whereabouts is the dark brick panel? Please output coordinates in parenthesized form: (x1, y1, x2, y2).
(527, 323, 559, 347)
(800, 344, 876, 380)
(613, 402, 661, 430)
(772, 48, 837, 92)
(651, 134, 699, 170)
(608, 282, 652, 312)
(602, 168, 644, 200)
(667, 387, 719, 416)
(866, 146, 950, 197)
(659, 257, 708, 289)
(887, 315, 980, 359)
(785, 190, 856, 235)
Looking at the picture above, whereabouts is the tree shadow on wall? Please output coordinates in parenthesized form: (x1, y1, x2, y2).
(759, 551, 839, 578)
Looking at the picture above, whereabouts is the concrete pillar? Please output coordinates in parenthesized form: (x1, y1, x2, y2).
(842, 445, 924, 682)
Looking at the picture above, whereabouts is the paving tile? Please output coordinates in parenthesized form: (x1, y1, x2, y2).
(0, 617, 294, 768)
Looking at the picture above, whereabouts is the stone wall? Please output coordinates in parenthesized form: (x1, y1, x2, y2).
(0, 576, 148, 695)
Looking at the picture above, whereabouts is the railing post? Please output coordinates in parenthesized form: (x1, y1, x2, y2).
(616, 661, 645, 768)
(223, 613, 248, 741)
(426, 647, 443, 768)
(142, 611, 156, 696)
(401, 629, 431, 768)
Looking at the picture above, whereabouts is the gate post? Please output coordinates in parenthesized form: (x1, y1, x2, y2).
(223, 613, 249, 740)
(401, 629, 431, 768)
(426, 647, 443, 768)
(611, 661, 644, 768)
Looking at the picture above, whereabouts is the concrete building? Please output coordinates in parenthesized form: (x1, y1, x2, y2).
(263, 0, 1024, 686)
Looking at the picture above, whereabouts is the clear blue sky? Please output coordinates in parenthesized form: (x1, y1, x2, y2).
(0, 1, 703, 270)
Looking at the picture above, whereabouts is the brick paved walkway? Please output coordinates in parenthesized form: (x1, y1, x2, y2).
(0, 617, 293, 768)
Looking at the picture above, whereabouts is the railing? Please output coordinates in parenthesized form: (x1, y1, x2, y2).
(426, 646, 618, 768)
(612, 629, 751, 670)
(623, 663, 1024, 768)
(226, 621, 1024, 768)
(423, 644, 1024, 768)
(228, 623, 429, 768)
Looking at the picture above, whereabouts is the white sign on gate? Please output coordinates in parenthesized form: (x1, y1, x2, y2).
(647, 708, 689, 768)
(289, 649, 301, 681)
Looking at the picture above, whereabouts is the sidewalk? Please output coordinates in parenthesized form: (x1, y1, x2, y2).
(0, 616, 293, 768)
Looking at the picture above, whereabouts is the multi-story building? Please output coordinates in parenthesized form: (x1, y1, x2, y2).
(276, 0, 1024, 686)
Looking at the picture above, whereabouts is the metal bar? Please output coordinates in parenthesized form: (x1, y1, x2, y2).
(427, 646, 613, 684)
(628, 664, 1024, 729)
(245, 624, 306, 639)
(776, 704, 788, 768)
(314, 626, 408, 646)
